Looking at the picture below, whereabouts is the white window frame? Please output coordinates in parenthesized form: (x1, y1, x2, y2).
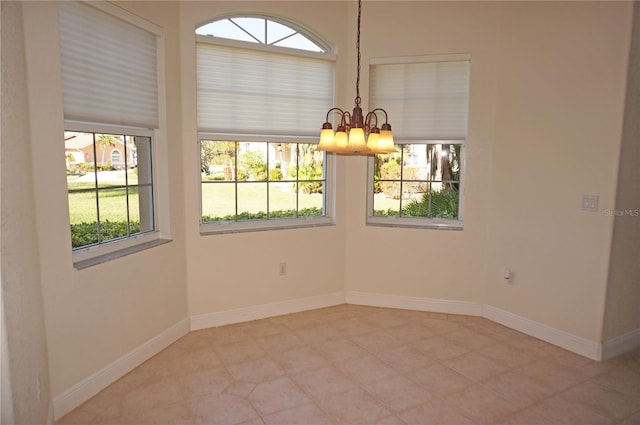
(199, 133, 335, 235)
(366, 54, 470, 230)
(68, 122, 171, 268)
(60, 2, 171, 267)
(195, 17, 336, 235)
(367, 143, 465, 230)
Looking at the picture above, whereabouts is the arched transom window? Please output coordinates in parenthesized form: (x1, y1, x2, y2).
(196, 16, 328, 53)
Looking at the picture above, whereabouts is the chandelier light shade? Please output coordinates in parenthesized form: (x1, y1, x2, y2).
(317, 0, 397, 155)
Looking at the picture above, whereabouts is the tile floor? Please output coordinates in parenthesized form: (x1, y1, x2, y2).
(58, 304, 640, 425)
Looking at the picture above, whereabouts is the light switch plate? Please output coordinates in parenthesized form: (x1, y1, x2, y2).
(581, 194, 599, 212)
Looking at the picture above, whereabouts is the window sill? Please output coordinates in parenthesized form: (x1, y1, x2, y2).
(367, 216, 463, 230)
(200, 217, 334, 235)
(73, 238, 172, 270)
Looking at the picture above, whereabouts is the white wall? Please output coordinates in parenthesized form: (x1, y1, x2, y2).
(341, 1, 634, 345)
(345, 1, 501, 305)
(179, 2, 350, 319)
(20, 1, 189, 399)
(485, 2, 632, 342)
(1, 2, 52, 423)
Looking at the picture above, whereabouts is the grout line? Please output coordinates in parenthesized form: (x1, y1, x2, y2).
(58, 306, 640, 425)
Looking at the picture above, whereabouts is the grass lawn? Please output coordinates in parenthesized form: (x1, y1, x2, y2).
(67, 171, 326, 224)
(373, 194, 401, 214)
(201, 181, 324, 218)
(67, 187, 143, 224)
(67, 171, 142, 224)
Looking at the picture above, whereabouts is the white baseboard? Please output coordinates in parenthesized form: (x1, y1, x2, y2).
(190, 292, 346, 331)
(345, 290, 483, 316)
(53, 318, 190, 420)
(47, 402, 54, 425)
(482, 304, 602, 360)
(344, 291, 604, 361)
(601, 328, 640, 360)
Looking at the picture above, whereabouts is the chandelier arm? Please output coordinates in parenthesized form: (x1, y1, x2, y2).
(342, 111, 352, 129)
(364, 111, 379, 131)
(325, 107, 346, 123)
(369, 108, 390, 124)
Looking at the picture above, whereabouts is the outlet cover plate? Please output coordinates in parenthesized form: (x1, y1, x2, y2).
(581, 194, 599, 212)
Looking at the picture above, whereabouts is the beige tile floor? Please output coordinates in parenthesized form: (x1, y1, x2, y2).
(58, 305, 640, 425)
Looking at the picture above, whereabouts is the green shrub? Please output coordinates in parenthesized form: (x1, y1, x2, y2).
(402, 187, 459, 219)
(71, 220, 140, 248)
(202, 174, 226, 181)
(202, 207, 323, 222)
(239, 150, 267, 181)
(288, 163, 324, 194)
(377, 160, 423, 200)
(379, 159, 401, 198)
(373, 208, 400, 217)
(269, 167, 283, 181)
(67, 162, 95, 175)
(236, 167, 249, 181)
(97, 163, 116, 171)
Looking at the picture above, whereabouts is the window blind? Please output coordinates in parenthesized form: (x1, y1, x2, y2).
(58, 2, 159, 129)
(369, 56, 470, 142)
(196, 41, 334, 138)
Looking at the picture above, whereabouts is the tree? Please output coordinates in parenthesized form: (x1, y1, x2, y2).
(426, 144, 459, 190)
(97, 134, 118, 166)
(201, 140, 235, 175)
(201, 140, 217, 175)
(238, 149, 267, 181)
(402, 144, 461, 218)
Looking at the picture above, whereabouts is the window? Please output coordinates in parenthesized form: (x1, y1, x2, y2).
(66, 131, 154, 249)
(201, 140, 326, 228)
(367, 54, 470, 229)
(196, 16, 328, 52)
(196, 16, 335, 234)
(110, 149, 122, 165)
(58, 1, 167, 264)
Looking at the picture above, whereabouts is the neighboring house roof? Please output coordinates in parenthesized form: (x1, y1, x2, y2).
(64, 132, 129, 151)
(64, 133, 93, 150)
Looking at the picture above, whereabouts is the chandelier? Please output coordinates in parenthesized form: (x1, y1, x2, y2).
(317, 0, 396, 155)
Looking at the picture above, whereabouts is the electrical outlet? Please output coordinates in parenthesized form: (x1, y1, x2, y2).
(279, 262, 287, 276)
(503, 268, 514, 285)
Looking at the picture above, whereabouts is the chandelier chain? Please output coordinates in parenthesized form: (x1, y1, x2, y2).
(355, 0, 362, 107)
